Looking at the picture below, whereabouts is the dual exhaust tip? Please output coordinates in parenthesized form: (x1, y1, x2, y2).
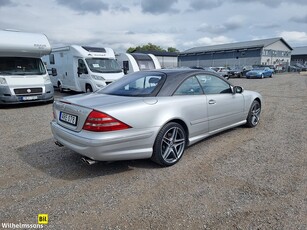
(81, 157, 98, 165)
(55, 141, 98, 165)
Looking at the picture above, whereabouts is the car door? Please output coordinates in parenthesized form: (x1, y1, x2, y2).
(264, 67, 271, 77)
(173, 76, 209, 138)
(196, 74, 245, 132)
(77, 58, 90, 92)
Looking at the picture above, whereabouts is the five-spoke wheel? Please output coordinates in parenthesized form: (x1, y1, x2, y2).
(152, 122, 186, 166)
(246, 100, 261, 127)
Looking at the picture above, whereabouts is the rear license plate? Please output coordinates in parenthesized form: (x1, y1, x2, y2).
(59, 112, 78, 126)
(22, 96, 38, 101)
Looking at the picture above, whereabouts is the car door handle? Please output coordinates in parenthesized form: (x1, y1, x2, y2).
(209, 99, 216, 105)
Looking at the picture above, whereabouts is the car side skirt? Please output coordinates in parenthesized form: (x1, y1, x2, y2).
(188, 120, 247, 145)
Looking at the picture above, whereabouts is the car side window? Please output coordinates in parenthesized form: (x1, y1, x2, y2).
(196, 74, 231, 94)
(174, 76, 203, 95)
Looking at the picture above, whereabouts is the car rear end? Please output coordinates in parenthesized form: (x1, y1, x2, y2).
(50, 98, 156, 161)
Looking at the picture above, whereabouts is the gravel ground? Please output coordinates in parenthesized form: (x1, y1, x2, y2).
(0, 72, 306, 229)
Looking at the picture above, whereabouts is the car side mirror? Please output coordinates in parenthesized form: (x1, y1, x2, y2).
(51, 68, 57, 76)
(232, 86, 243, 94)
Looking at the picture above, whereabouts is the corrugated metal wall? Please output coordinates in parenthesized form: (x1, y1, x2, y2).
(179, 49, 262, 67)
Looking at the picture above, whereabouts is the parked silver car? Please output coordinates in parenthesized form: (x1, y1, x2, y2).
(51, 69, 262, 166)
(210, 67, 230, 79)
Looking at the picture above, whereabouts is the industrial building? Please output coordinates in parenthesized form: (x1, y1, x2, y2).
(178, 37, 292, 68)
(290, 46, 307, 65)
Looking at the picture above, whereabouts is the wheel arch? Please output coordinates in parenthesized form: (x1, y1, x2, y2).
(57, 80, 64, 92)
(254, 97, 261, 107)
(57, 80, 62, 87)
(85, 83, 93, 92)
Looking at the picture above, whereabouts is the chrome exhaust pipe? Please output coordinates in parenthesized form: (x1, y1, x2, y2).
(55, 141, 64, 147)
(81, 157, 98, 165)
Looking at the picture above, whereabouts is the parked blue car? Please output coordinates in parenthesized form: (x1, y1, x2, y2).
(246, 67, 274, 79)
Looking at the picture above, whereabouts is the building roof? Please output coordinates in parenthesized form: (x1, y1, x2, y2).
(131, 50, 179, 57)
(181, 37, 293, 55)
(291, 46, 307, 55)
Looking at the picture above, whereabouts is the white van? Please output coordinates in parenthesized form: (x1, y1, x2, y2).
(116, 53, 161, 75)
(0, 30, 54, 105)
(43, 45, 124, 92)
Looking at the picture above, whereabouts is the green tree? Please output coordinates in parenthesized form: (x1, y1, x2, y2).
(167, 47, 179, 52)
(127, 43, 179, 53)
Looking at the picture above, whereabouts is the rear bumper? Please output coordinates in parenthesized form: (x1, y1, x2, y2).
(50, 121, 158, 161)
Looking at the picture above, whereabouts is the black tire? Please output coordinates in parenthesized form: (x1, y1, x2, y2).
(86, 84, 93, 92)
(246, 100, 261, 128)
(48, 98, 54, 104)
(151, 122, 186, 166)
(270, 73, 273, 78)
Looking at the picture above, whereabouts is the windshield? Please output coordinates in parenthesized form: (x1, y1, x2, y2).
(85, 58, 122, 73)
(97, 71, 165, 97)
(253, 67, 266, 71)
(0, 57, 46, 75)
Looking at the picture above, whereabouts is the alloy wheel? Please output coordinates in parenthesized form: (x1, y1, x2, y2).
(251, 103, 261, 126)
(160, 126, 185, 164)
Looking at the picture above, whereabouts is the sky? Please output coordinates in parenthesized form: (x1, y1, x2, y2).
(0, 0, 307, 52)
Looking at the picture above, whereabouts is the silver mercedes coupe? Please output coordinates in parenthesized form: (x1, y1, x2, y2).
(51, 69, 262, 166)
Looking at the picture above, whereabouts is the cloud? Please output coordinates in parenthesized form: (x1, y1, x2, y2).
(279, 31, 307, 42)
(198, 16, 245, 34)
(111, 4, 130, 12)
(250, 23, 280, 29)
(232, 0, 280, 7)
(183, 36, 234, 48)
(103, 32, 178, 51)
(290, 15, 307, 24)
(141, 0, 179, 14)
(188, 0, 307, 11)
(197, 23, 227, 34)
(233, 0, 307, 6)
(56, 0, 109, 14)
(189, 0, 223, 11)
(0, 0, 13, 7)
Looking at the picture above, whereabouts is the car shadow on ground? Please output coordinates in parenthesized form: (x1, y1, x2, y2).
(0, 101, 53, 109)
(17, 138, 161, 181)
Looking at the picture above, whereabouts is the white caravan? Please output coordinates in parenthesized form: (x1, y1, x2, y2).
(43, 45, 123, 92)
(116, 53, 161, 75)
(0, 30, 54, 105)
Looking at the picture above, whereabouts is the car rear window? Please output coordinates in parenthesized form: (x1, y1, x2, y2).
(98, 71, 165, 97)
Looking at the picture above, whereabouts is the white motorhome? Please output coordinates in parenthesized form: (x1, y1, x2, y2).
(0, 30, 54, 105)
(116, 53, 161, 75)
(43, 45, 123, 92)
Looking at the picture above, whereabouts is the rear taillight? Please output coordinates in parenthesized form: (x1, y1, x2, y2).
(83, 110, 131, 132)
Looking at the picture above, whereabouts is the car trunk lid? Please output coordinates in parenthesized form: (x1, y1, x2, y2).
(53, 93, 141, 132)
